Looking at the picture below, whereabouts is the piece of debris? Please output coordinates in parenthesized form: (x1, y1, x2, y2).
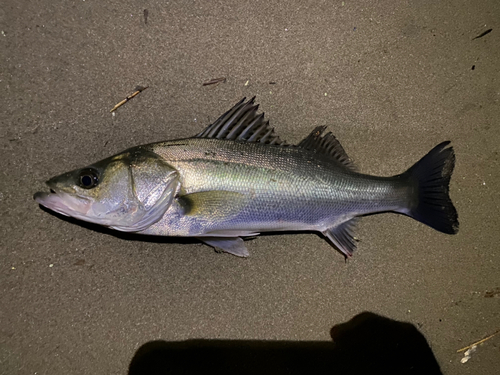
(202, 77, 226, 86)
(244, 80, 249, 86)
(484, 287, 500, 298)
(74, 259, 86, 266)
(269, 81, 276, 85)
(144, 9, 148, 24)
(457, 329, 500, 353)
(460, 345, 476, 363)
(472, 28, 492, 40)
(110, 86, 148, 113)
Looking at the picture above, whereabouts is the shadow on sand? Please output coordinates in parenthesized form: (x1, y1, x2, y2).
(128, 312, 442, 375)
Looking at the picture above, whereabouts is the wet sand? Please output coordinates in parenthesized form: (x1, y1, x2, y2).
(1, 1, 499, 374)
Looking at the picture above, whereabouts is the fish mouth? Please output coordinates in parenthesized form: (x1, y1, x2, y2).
(34, 187, 92, 218)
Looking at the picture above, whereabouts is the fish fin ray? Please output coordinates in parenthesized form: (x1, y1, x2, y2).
(322, 218, 360, 257)
(195, 97, 288, 145)
(400, 141, 459, 234)
(298, 126, 356, 171)
(198, 237, 250, 257)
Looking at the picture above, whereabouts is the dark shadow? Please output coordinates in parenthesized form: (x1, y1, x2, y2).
(128, 312, 442, 375)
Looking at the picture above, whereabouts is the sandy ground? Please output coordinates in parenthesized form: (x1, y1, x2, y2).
(1, 1, 499, 374)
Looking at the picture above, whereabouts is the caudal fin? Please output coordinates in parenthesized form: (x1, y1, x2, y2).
(402, 141, 459, 234)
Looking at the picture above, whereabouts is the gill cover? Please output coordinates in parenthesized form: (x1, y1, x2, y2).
(107, 149, 179, 232)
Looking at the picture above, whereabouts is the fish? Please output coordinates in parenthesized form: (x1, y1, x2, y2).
(34, 97, 459, 258)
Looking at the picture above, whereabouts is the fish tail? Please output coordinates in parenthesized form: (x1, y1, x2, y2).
(401, 141, 459, 234)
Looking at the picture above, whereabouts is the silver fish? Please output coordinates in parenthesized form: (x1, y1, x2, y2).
(34, 97, 459, 257)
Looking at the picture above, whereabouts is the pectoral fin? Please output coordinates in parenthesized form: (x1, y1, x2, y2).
(322, 218, 360, 257)
(178, 190, 248, 220)
(198, 237, 250, 257)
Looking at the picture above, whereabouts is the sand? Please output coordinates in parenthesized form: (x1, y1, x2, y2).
(1, 1, 499, 374)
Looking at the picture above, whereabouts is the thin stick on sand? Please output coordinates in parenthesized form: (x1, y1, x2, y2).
(457, 329, 500, 353)
(110, 86, 148, 113)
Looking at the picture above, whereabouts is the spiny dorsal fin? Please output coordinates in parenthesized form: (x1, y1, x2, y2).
(298, 126, 356, 171)
(195, 97, 288, 145)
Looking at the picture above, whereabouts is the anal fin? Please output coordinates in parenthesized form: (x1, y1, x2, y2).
(198, 237, 250, 257)
(322, 218, 359, 257)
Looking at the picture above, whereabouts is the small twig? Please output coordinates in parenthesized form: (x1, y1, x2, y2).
(457, 329, 500, 352)
(472, 28, 492, 40)
(202, 77, 226, 86)
(110, 86, 148, 112)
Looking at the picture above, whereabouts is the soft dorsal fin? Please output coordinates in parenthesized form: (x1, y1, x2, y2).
(298, 126, 356, 171)
(195, 97, 288, 145)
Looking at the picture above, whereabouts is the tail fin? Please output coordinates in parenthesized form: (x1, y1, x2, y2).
(402, 141, 459, 234)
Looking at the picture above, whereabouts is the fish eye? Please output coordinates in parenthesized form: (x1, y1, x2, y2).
(79, 168, 99, 189)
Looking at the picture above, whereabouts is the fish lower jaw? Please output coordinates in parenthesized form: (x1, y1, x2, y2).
(34, 191, 93, 217)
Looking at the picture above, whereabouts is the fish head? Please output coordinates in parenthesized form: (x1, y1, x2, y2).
(34, 148, 179, 232)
